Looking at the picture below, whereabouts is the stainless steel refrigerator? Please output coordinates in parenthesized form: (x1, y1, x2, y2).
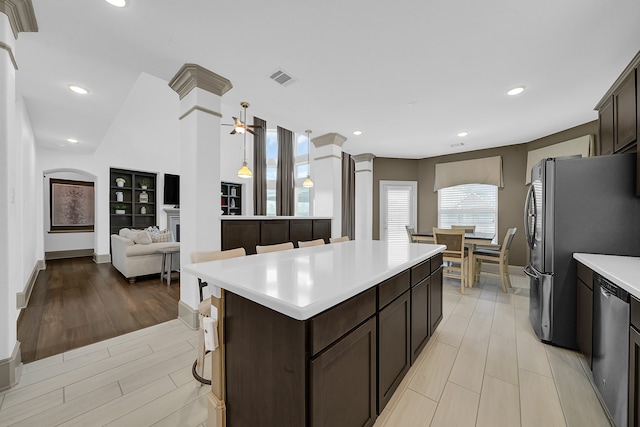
(524, 153, 640, 349)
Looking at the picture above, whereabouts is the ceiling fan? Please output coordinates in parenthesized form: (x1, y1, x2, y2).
(223, 102, 261, 135)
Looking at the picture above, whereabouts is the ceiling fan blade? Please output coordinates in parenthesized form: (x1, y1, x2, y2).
(230, 129, 237, 135)
(246, 128, 256, 136)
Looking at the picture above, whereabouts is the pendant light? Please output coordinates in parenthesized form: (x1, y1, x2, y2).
(302, 130, 314, 188)
(237, 102, 253, 179)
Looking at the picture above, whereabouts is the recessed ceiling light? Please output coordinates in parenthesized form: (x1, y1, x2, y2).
(66, 138, 79, 144)
(105, 0, 126, 7)
(457, 131, 468, 137)
(68, 85, 89, 95)
(507, 86, 525, 96)
(353, 130, 363, 136)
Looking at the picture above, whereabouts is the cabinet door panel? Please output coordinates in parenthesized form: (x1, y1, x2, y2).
(616, 71, 637, 152)
(261, 220, 290, 246)
(290, 219, 313, 247)
(576, 278, 593, 368)
(630, 326, 640, 427)
(311, 317, 376, 427)
(312, 219, 331, 243)
(600, 97, 614, 156)
(430, 267, 443, 334)
(378, 291, 410, 412)
(411, 277, 430, 364)
(222, 220, 260, 254)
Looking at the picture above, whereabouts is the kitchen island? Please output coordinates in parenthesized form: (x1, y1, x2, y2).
(183, 240, 445, 427)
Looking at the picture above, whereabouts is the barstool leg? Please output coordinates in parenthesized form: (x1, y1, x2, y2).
(195, 314, 206, 387)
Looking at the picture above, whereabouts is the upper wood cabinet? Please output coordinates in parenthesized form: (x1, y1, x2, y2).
(596, 54, 639, 156)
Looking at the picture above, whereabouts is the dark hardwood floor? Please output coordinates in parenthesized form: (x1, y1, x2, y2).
(17, 257, 180, 363)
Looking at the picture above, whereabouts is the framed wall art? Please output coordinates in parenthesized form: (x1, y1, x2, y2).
(50, 178, 95, 232)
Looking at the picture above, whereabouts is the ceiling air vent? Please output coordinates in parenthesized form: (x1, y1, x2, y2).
(268, 68, 296, 87)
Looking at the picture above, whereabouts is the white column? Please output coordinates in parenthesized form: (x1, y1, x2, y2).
(353, 153, 375, 240)
(169, 64, 232, 327)
(311, 133, 346, 238)
(0, 0, 37, 390)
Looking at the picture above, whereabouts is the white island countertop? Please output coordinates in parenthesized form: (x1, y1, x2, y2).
(574, 253, 640, 298)
(183, 240, 445, 320)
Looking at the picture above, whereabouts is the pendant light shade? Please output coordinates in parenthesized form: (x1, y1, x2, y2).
(237, 102, 253, 179)
(238, 161, 252, 179)
(304, 130, 314, 188)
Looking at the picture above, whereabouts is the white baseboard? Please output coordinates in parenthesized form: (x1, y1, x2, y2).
(16, 259, 45, 309)
(178, 300, 199, 330)
(93, 252, 111, 264)
(0, 341, 22, 392)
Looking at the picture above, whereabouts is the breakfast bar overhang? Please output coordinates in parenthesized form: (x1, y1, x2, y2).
(183, 240, 445, 427)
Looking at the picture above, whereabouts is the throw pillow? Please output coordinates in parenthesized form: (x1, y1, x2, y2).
(132, 231, 152, 245)
(121, 228, 143, 240)
(151, 230, 173, 243)
(119, 228, 131, 237)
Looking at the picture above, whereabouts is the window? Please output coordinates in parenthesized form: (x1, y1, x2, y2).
(266, 129, 278, 216)
(294, 132, 312, 216)
(438, 184, 498, 240)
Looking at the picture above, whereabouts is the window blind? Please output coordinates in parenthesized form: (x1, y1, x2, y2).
(385, 185, 414, 243)
(438, 184, 498, 239)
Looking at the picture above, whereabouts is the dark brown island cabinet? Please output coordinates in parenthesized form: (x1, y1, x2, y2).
(221, 218, 332, 254)
(594, 51, 640, 194)
(576, 261, 594, 368)
(224, 252, 444, 427)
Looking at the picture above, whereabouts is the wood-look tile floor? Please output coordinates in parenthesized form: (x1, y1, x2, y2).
(1, 271, 613, 426)
(375, 273, 614, 427)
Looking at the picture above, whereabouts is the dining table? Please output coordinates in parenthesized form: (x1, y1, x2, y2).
(412, 230, 495, 286)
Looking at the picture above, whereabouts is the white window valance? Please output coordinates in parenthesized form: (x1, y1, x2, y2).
(525, 135, 593, 184)
(434, 156, 503, 191)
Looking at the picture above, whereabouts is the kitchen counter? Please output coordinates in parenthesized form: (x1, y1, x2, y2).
(573, 253, 640, 297)
(184, 240, 445, 320)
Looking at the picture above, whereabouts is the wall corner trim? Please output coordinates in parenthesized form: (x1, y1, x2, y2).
(178, 300, 199, 330)
(0, 0, 39, 38)
(93, 253, 111, 264)
(168, 64, 232, 99)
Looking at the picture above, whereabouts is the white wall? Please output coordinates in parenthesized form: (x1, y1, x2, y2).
(36, 72, 181, 257)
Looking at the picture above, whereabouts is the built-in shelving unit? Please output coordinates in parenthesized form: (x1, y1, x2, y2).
(221, 182, 242, 215)
(109, 168, 157, 236)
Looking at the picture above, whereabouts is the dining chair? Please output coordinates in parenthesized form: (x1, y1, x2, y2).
(256, 242, 294, 254)
(190, 247, 246, 385)
(405, 225, 417, 243)
(451, 225, 476, 233)
(432, 227, 468, 293)
(473, 228, 517, 292)
(298, 238, 325, 248)
(329, 236, 350, 243)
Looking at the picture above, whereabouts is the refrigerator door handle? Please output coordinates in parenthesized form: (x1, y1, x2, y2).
(523, 264, 537, 278)
(524, 184, 537, 249)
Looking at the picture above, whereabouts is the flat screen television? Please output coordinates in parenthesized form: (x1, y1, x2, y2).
(163, 174, 180, 206)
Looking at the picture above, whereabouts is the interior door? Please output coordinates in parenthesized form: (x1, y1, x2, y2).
(380, 181, 417, 242)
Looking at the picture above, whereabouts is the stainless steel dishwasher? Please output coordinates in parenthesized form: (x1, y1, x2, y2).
(593, 273, 630, 427)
